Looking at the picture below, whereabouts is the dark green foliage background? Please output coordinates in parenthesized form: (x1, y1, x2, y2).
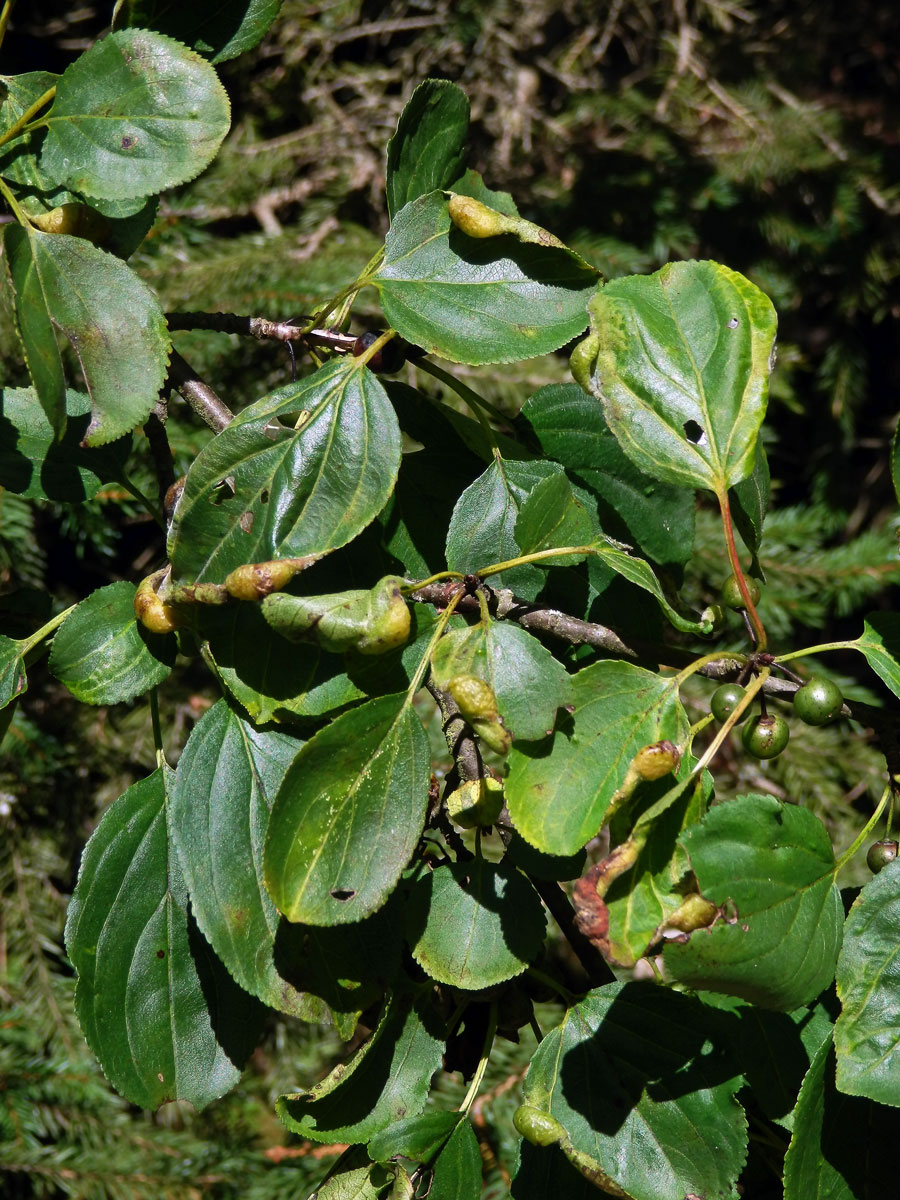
(1, 2, 898, 1197)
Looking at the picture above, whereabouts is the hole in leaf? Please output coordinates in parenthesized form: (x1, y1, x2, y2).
(209, 475, 236, 504)
(260, 489, 269, 504)
(239, 510, 254, 533)
(330, 888, 356, 901)
(683, 420, 706, 445)
(726, 316, 739, 329)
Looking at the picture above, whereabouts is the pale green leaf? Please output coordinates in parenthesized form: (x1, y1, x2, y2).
(373, 191, 598, 365)
(571, 260, 777, 494)
(41, 30, 230, 200)
(505, 660, 689, 857)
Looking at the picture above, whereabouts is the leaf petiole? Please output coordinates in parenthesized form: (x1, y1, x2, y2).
(0, 84, 56, 151)
(833, 785, 890, 874)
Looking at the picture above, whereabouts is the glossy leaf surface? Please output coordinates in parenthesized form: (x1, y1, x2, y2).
(169, 360, 401, 584)
(430, 619, 572, 742)
(429, 1119, 482, 1200)
(374, 191, 598, 365)
(445, 457, 562, 598)
(276, 991, 443, 1142)
(505, 660, 688, 856)
(49, 581, 176, 704)
(513, 472, 594, 564)
(366, 1111, 460, 1165)
(664, 794, 842, 1010)
(519, 382, 695, 566)
(834, 861, 900, 1105)
(784, 1037, 898, 1200)
(264, 693, 430, 925)
(520, 983, 746, 1200)
(3, 226, 170, 444)
(41, 30, 231, 199)
(406, 859, 546, 989)
(169, 701, 304, 1010)
(386, 79, 469, 218)
(118, 0, 283, 62)
(571, 260, 777, 494)
(853, 612, 900, 698)
(65, 770, 264, 1109)
(0, 387, 129, 500)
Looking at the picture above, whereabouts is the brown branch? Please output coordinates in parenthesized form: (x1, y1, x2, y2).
(167, 350, 234, 433)
(166, 311, 358, 350)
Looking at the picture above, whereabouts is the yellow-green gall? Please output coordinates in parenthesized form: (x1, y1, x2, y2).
(31, 203, 110, 245)
(448, 674, 498, 723)
(513, 1105, 565, 1147)
(134, 573, 180, 634)
(631, 740, 680, 781)
(448, 193, 507, 238)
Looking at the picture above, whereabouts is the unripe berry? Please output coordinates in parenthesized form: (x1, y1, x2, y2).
(793, 675, 843, 725)
(741, 713, 790, 759)
(866, 840, 898, 874)
(710, 683, 749, 724)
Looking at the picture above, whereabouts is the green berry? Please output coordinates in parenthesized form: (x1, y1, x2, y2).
(741, 713, 790, 759)
(710, 683, 749, 724)
(720, 575, 762, 610)
(793, 675, 843, 725)
(866, 840, 898, 874)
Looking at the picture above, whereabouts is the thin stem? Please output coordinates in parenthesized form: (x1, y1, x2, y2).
(459, 1003, 497, 1115)
(0, 0, 15, 51)
(19, 605, 76, 658)
(717, 488, 767, 651)
(0, 175, 31, 226)
(834, 785, 890, 874)
(405, 587, 463, 703)
(149, 688, 166, 769)
(403, 570, 463, 593)
(414, 358, 509, 427)
(477, 545, 594, 578)
(0, 84, 56, 151)
(775, 641, 859, 663)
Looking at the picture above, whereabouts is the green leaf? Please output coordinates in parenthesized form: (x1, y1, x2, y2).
(169, 700, 304, 1010)
(664, 794, 843, 1010)
(571, 260, 777, 494)
(276, 990, 444, 1143)
(49, 581, 176, 704)
(834, 861, 900, 1105)
(429, 1119, 482, 1200)
(118, 1, 283, 63)
(503, 832, 585, 883)
(784, 1036, 898, 1200)
(406, 859, 546, 989)
(0, 635, 27, 709)
(200, 601, 445, 725)
(0, 387, 129, 500)
(519, 382, 695, 567)
(511, 1141, 602, 1200)
(520, 982, 746, 1200)
(168, 359, 401, 584)
(448, 168, 518, 217)
(367, 1111, 460, 1164)
(590, 538, 712, 634)
(3, 226, 170, 445)
(170, 699, 402, 1035)
(264, 692, 431, 925)
(65, 769, 265, 1110)
(310, 1147, 391, 1200)
(0, 71, 62, 193)
(41, 30, 230, 200)
(853, 612, 900, 698)
(431, 619, 572, 742)
(602, 769, 707, 967)
(386, 80, 469, 219)
(513, 472, 594, 564)
(445, 458, 563, 598)
(729, 443, 769, 565)
(373, 191, 599, 365)
(505, 661, 689, 857)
